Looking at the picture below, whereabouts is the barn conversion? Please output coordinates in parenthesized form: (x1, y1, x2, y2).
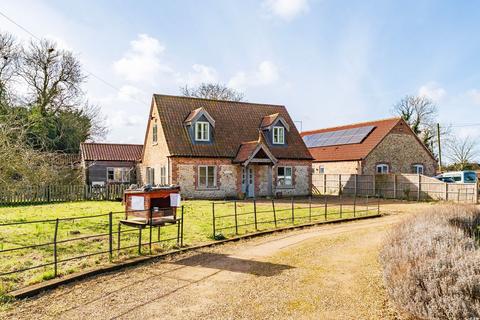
(301, 118, 438, 176)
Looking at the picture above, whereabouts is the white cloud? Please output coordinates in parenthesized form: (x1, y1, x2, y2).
(229, 61, 279, 90)
(467, 89, 480, 105)
(418, 82, 446, 102)
(263, 0, 310, 21)
(113, 34, 172, 83)
(181, 64, 219, 86)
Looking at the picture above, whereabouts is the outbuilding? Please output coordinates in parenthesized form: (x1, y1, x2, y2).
(301, 118, 438, 176)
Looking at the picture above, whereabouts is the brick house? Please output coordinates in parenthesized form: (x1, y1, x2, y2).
(80, 143, 143, 186)
(140, 94, 313, 199)
(301, 118, 438, 176)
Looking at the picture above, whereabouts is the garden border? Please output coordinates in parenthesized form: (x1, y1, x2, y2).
(9, 213, 382, 299)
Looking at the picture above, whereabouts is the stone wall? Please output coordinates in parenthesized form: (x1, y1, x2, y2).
(172, 157, 238, 199)
(312, 161, 360, 174)
(273, 160, 312, 197)
(140, 99, 171, 185)
(363, 127, 437, 176)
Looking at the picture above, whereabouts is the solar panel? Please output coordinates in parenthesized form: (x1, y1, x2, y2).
(303, 125, 375, 148)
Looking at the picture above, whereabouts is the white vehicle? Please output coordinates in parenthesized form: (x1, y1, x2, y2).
(436, 171, 478, 184)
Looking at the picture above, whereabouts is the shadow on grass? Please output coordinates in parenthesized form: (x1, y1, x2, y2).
(173, 252, 293, 277)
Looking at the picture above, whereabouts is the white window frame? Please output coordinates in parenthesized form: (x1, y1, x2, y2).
(319, 165, 325, 174)
(198, 165, 216, 188)
(146, 167, 155, 185)
(273, 126, 285, 144)
(160, 165, 167, 185)
(152, 122, 158, 144)
(413, 164, 424, 175)
(107, 167, 130, 183)
(195, 121, 210, 141)
(376, 164, 389, 174)
(277, 166, 293, 187)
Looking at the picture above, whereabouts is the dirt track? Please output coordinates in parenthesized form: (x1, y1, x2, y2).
(2, 202, 434, 319)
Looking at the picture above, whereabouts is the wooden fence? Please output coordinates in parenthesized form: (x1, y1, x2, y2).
(0, 184, 129, 206)
(312, 173, 479, 204)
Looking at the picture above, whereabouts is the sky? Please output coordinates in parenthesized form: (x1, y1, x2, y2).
(1, 0, 480, 161)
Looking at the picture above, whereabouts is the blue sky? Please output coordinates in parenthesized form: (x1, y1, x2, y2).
(1, 0, 479, 159)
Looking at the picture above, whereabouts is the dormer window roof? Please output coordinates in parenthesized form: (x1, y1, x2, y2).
(260, 113, 290, 131)
(184, 107, 215, 127)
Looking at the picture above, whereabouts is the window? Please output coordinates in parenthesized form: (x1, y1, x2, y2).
(277, 166, 293, 186)
(198, 166, 216, 188)
(152, 122, 158, 144)
(319, 165, 325, 174)
(273, 126, 285, 144)
(376, 164, 389, 174)
(195, 121, 210, 141)
(107, 167, 130, 183)
(146, 167, 155, 185)
(413, 164, 424, 175)
(160, 166, 167, 185)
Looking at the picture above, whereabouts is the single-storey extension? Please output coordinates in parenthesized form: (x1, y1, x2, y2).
(80, 142, 143, 186)
(140, 94, 313, 199)
(301, 117, 438, 176)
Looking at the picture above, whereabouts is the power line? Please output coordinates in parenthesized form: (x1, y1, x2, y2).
(0, 10, 150, 107)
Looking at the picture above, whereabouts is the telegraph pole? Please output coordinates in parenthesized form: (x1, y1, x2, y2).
(437, 123, 442, 172)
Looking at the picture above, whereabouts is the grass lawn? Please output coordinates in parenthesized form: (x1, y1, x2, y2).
(0, 197, 378, 297)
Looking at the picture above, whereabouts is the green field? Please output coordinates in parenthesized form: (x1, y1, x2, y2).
(0, 197, 378, 297)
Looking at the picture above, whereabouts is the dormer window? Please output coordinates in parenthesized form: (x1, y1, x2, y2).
(195, 121, 210, 141)
(273, 126, 285, 144)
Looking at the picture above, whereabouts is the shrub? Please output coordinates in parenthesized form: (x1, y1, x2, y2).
(380, 205, 480, 320)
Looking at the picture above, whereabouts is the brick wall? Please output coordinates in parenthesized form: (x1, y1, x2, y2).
(363, 124, 437, 176)
(140, 99, 171, 184)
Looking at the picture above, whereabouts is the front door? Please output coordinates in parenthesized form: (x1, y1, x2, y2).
(242, 166, 255, 197)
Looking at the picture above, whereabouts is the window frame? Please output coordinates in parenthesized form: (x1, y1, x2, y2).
(272, 126, 285, 144)
(146, 167, 155, 185)
(198, 165, 216, 189)
(160, 165, 167, 185)
(412, 164, 424, 175)
(152, 122, 158, 144)
(106, 167, 130, 183)
(376, 164, 389, 174)
(277, 166, 293, 187)
(195, 121, 210, 142)
(319, 165, 325, 174)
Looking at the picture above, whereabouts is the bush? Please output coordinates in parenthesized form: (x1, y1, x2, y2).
(380, 205, 480, 320)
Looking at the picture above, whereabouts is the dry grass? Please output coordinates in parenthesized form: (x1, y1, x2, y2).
(380, 205, 480, 320)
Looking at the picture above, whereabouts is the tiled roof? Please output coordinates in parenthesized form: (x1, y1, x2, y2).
(301, 118, 404, 162)
(260, 113, 279, 128)
(153, 94, 312, 160)
(233, 141, 259, 163)
(80, 143, 143, 161)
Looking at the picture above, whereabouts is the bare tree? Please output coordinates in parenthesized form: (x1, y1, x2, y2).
(446, 136, 478, 170)
(0, 33, 19, 105)
(392, 95, 440, 152)
(18, 39, 86, 114)
(181, 83, 245, 102)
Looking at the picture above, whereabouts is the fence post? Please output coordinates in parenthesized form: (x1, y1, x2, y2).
(234, 201, 238, 235)
(338, 174, 342, 196)
(149, 211, 153, 254)
(138, 227, 143, 255)
(212, 202, 216, 238)
(324, 195, 328, 220)
(117, 223, 121, 255)
(180, 206, 184, 247)
(309, 196, 312, 222)
(108, 212, 113, 261)
(417, 174, 421, 201)
(372, 175, 376, 196)
(272, 199, 277, 228)
(339, 193, 343, 219)
(354, 174, 358, 198)
(445, 183, 449, 201)
(291, 197, 295, 224)
(53, 218, 59, 277)
(377, 195, 380, 215)
(253, 199, 258, 231)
